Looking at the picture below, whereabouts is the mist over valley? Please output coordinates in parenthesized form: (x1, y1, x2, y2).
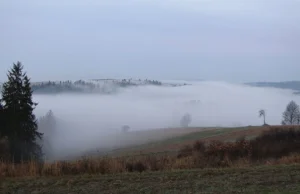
(30, 79, 300, 160)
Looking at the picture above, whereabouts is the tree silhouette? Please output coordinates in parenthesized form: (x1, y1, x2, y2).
(0, 95, 9, 160)
(282, 100, 300, 125)
(122, 125, 130, 133)
(1, 62, 42, 162)
(259, 109, 266, 125)
(0, 102, 5, 137)
(180, 113, 192, 127)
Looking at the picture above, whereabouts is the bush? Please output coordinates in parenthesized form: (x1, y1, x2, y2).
(177, 145, 193, 158)
(126, 161, 147, 172)
(0, 138, 10, 161)
(2, 126, 300, 178)
(250, 127, 300, 160)
(193, 141, 205, 154)
(177, 126, 300, 166)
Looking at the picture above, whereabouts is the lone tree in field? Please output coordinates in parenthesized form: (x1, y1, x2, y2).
(180, 113, 192, 127)
(259, 109, 266, 125)
(282, 100, 300, 125)
(121, 125, 130, 133)
(1, 62, 42, 162)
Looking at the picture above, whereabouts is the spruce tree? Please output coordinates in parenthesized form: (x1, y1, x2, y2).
(0, 101, 9, 160)
(0, 101, 5, 137)
(1, 62, 43, 162)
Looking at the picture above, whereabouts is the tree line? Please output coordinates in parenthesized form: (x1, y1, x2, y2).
(23, 78, 163, 94)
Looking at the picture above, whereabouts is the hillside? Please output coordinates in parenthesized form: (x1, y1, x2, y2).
(0, 79, 187, 94)
(4, 79, 300, 95)
(3, 126, 300, 193)
(105, 126, 269, 156)
(247, 81, 300, 94)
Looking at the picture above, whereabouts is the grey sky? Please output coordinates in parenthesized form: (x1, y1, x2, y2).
(1, 0, 300, 82)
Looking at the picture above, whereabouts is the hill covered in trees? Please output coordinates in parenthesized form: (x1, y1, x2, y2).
(0, 79, 188, 95)
(246, 81, 300, 94)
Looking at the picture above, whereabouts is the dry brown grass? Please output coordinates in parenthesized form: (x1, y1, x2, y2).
(2, 126, 300, 178)
(274, 154, 300, 165)
(0, 155, 175, 178)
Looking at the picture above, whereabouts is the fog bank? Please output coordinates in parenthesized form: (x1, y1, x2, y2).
(33, 81, 300, 160)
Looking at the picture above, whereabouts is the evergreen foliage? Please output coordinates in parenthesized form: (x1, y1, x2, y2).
(0, 102, 5, 136)
(0, 62, 42, 162)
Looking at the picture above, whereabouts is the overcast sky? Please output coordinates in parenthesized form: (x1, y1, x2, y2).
(1, 0, 300, 82)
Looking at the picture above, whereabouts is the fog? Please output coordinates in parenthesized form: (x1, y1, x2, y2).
(33, 81, 300, 160)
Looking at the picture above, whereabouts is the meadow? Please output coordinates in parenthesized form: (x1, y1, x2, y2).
(2, 125, 300, 193)
(2, 165, 300, 193)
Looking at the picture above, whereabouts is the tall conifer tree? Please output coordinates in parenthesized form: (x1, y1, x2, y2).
(1, 62, 42, 162)
(0, 101, 5, 137)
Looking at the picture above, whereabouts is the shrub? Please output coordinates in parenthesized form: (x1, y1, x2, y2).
(126, 161, 147, 172)
(250, 127, 300, 160)
(2, 126, 300, 178)
(0, 138, 10, 161)
(193, 141, 205, 154)
(176, 126, 300, 167)
(177, 145, 193, 158)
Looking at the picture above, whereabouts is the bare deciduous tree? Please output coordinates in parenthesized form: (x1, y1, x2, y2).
(282, 100, 300, 125)
(180, 113, 192, 127)
(297, 114, 300, 125)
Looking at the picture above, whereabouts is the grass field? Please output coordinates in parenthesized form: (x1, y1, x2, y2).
(2, 164, 300, 193)
(84, 127, 214, 157)
(2, 125, 300, 193)
(109, 126, 270, 156)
